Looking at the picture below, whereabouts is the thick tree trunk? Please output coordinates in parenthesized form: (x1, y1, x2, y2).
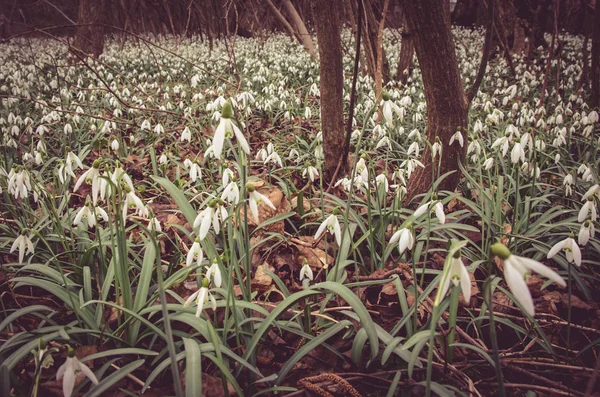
(281, 0, 316, 57)
(592, 0, 600, 108)
(404, 0, 468, 200)
(313, 0, 346, 178)
(395, 15, 414, 84)
(72, 0, 106, 58)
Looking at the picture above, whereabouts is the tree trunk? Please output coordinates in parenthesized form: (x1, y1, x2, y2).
(266, 0, 300, 42)
(281, 0, 316, 57)
(313, 0, 346, 178)
(592, 0, 600, 108)
(403, 0, 468, 200)
(72, 0, 106, 58)
(395, 14, 414, 84)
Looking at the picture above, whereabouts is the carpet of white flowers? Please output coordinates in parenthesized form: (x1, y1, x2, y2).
(0, 28, 599, 396)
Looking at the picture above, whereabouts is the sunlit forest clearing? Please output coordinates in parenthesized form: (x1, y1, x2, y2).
(1, 0, 599, 396)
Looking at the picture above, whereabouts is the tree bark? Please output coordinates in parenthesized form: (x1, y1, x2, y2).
(592, 0, 600, 108)
(72, 0, 106, 58)
(281, 0, 316, 57)
(265, 0, 299, 42)
(403, 0, 469, 200)
(313, 0, 346, 178)
(395, 14, 414, 84)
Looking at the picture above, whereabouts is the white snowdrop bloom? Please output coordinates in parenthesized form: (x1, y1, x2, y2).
(180, 126, 192, 142)
(265, 151, 283, 168)
(193, 200, 228, 240)
(407, 129, 421, 140)
(304, 107, 312, 119)
(449, 130, 464, 147)
(483, 157, 494, 170)
(547, 234, 582, 267)
(64, 123, 72, 134)
(389, 225, 414, 255)
(432, 141, 442, 159)
(73, 202, 108, 229)
(491, 136, 510, 157)
(511, 141, 525, 164)
(153, 123, 164, 134)
(256, 147, 269, 161)
(205, 260, 222, 288)
(401, 158, 425, 180)
(122, 189, 147, 221)
(10, 230, 35, 264)
(159, 153, 168, 165)
(247, 185, 276, 224)
(300, 261, 314, 285)
(381, 95, 402, 127)
(302, 165, 319, 182)
(492, 243, 565, 317)
(376, 135, 392, 150)
(577, 218, 595, 247)
(141, 119, 151, 131)
(578, 198, 598, 222)
(56, 347, 98, 397)
(588, 110, 599, 123)
(148, 217, 162, 233)
(288, 148, 300, 161)
(7, 167, 33, 200)
(63, 149, 84, 179)
(110, 139, 119, 151)
(212, 101, 250, 159)
(414, 197, 445, 224)
(110, 162, 134, 192)
(185, 281, 216, 318)
(407, 141, 420, 157)
(582, 184, 600, 201)
(186, 237, 204, 268)
(73, 159, 101, 204)
(191, 74, 200, 88)
(375, 174, 389, 192)
(314, 213, 342, 246)
(438, 245, 471, 305)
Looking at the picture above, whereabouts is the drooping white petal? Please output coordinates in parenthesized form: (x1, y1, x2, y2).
(434, 202, 446, 224)
(504, 258, 535, 316)
(77, 361, 99, 385)
(547, 239, 566, 259)
(516, 256, 566, 287)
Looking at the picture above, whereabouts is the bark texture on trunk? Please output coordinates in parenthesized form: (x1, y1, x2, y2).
(395, 15, 414, 84)
(72, 0, 106, 58)
(282, 0, 316, 57)
(591, 0, 600, 108)
(313, 0, 346, 178)
(403, 0, 468, 200)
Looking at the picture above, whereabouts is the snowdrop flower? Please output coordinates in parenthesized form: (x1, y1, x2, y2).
(73, 159, 101, 204)
(180, 126, 192, 142)
(414, 195, 445, 224)
(449, 130, 464, 147)
(7, 167, 32, 200)
(148, 216, 162, 233)
(63, 148, 84, 180)
(376, 135, 392, 150)
(110, 161, 134, 192)
(431, 140, 442, 159)
(436, 241, 471, 306)
(212, 100, 250, 159)
(10, 229, 35, 264)
(578, 197, 598, 222)
(381, 92, 402, 127)
(221, 178, 240, 204)
(288, 148, 300, 162)
(153, 123, 164, 134)
(265, 150, 283, 168)
(73, 201, 108, 229)
(400, 158, 424, 180)
(193, 199, 228, 240)
(158, 153, 168, 165)
(389, 224, 414, 255)
(110, 139, 119, 152)
(491, 136, 510, 157)
(205, 259, 222, 288)
(547, 233, 582, 267)
(186, 237, 204, 267)
(184, 159, 202, 183)
(491, 242, 566, 316)
(314, 211, 342, 246)
(375, 174, 389, 193)
(122, 188, 147, 221)
(483, 157, 494, 170)
(300, 260, 313, 289)
(184, 279, 216, 318)
(579, 220, 595, 246)
(34, 339, 54, 370)
(141, 119, 151, 131)
(407, 141, 420, 157)
(246, 184, 276, 224)
(56, 346, 98, 397)
(563, 174, 574, 197)
(511, 140, 525, 164)
(302, 164, 319, 182)
(582, 184, 600, 202)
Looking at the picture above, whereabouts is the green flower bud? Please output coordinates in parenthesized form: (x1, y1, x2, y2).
(222, 101, 233, 119)
(92, 159, 102, 169)
(490, 242, 511, 260)
(382, 91, 391, 101)
(66, 345, 76, 358)
(201, 278, 210, 288)
(245, 183, 255, 192)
